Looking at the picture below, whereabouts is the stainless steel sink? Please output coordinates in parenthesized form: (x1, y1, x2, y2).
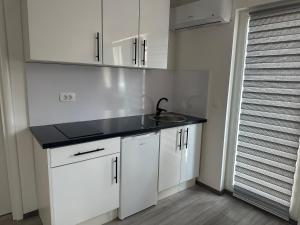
(149, 113, 187, 123)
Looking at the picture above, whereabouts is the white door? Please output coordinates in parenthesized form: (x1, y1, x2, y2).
(158, 127, 182, 192)
(180, 124, 202, 183)
(25, 0, 102, 64)
(103, 0, 139, 67)
(0, 112, 11, 216)
(139, 0, 170, 69)
(51, 154, 119, 225)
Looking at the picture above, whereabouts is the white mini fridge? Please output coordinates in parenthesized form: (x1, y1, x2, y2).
(119, 132, 160, 219)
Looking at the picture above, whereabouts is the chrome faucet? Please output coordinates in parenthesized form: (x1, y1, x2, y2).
(156, 98, 168, 117)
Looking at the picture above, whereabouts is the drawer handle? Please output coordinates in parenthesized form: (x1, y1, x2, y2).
(74, 148, 104, 156)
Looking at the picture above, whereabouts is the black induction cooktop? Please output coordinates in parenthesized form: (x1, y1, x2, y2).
(54, 123, 103, 139)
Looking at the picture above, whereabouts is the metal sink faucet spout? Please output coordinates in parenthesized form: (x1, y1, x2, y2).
(156, 98, 168, 117)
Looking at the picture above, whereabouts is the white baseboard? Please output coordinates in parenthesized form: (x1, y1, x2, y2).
(79, 210, 118, 225)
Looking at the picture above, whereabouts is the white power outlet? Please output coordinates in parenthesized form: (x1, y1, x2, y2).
(59, 92, 76, 102)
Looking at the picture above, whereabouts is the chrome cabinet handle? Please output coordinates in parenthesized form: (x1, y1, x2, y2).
(185, 128, 189, 149)
(96, 32, 100, 62)
(178, 129, 183, 150)
(114, 157, 118, 184)
(74, 148, 104, 156)
(141, 40, 146, 66)
(133, 38, 138, 65)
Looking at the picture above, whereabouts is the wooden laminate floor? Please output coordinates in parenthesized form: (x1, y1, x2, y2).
(0, 186, 292, 225)
(106, 186, 291, 225)
(0, 213, 42, 225)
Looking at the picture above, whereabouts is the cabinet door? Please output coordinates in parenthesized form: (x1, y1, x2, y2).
(158, 127, 182, 192)
(103, 0, 139, 67)
(180, 124, 202, 183)
(51, 154, 119, 225)
(24, 0, 102, 64)
(139, 0, 170, 69)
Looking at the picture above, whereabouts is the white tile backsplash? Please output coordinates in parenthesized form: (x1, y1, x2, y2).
(26, 63, 208, 126)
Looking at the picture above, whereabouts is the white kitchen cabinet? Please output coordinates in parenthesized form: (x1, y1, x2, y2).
(139, 0, 170, 69)
(180, 124, 202, 183)
(22, 0, 170, 68)
(103, 0, 170, 68)
(158, 124, 202, 192)
(158, 127, 182, 192)
(22, 0, 102, 64)
(51, 153, 119, 225)
(103, 0, 139, 67)
(33, 138, 121, 225)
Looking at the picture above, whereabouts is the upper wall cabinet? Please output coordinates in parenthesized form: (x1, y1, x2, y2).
(22, 0, 102, 64)
(22, 0, 170, 69)
(103, 0, 140, 67)
(139, 0, 170, 69)
(103, 0, 170, 69)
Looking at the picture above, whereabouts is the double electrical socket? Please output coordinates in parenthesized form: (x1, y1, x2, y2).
(59, 92, 76, 102)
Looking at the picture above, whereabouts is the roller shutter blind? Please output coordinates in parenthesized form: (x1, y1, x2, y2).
(233, 4, 300, 220)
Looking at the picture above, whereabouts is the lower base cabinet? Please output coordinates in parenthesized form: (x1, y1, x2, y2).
(51, 153, 120, 225)
(34, 138, 121, 225)
(180, 124, 202, 183)
(158, 124, 203, 192)
(158, 127, 181, 192)
(33, 123, 203, 225)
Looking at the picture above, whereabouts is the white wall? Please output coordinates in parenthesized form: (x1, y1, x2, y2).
(0, 106, 11, 216)
(174, 23, 234, 191)
(3, 0, 37, 214)
(172, 0, 286, 191)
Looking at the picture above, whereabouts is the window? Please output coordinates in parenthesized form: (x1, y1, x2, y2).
(233, 4, 300, 220)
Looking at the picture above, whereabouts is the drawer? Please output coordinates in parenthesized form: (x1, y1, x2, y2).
(50, 137, 121, 167)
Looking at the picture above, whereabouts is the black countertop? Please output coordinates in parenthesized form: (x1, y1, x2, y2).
(30, 113, 207, 149)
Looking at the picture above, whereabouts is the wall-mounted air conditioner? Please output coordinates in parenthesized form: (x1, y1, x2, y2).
(170, 0, 232, 30)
